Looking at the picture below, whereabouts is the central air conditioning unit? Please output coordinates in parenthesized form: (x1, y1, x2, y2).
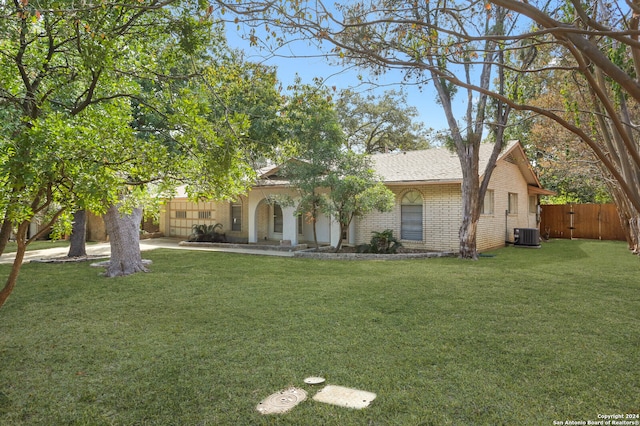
(514, 228, 540, 247)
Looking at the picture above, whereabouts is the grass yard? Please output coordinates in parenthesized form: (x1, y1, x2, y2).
(0, 239, 638, 425)
(3, 240, 74, 253)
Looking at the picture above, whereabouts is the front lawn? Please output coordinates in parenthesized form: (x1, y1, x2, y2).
(0, 240, 638, 425)
(3, 240, 73, 253)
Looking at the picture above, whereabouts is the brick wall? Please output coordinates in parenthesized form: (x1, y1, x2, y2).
(355, 183, 462, 252)
(477, 159, 538, 250)
(356, 159, 537, 252)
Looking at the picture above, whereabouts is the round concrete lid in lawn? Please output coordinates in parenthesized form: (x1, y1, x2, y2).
(256, 387, 307, 415)
(303, 376, 326, 385)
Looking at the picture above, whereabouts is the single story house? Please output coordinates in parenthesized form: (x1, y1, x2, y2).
(158, 140, 553, 252)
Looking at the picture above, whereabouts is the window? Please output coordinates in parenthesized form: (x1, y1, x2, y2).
(481, 190, 494, 215)
(175, 211, 187, 219)
(508, 193, 518, 214)
(273, 204, 283, 233)
(297, 214, 303, 235)
(231, 203, 242, 231)
(401, 191, 423, 241)
(529, 195, 537, 214)
(198, 211, 212, 219)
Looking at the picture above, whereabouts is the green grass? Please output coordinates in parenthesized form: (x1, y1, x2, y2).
(0, 239, 638, 425)
(3, 240, 73, 253)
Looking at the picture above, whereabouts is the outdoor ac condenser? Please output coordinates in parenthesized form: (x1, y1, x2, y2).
(514, 228, 540, 247)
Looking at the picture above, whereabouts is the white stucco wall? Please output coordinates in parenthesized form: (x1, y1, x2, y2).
(160, 187, 334, 246)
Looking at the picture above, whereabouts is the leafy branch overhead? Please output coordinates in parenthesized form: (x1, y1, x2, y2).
(0, 1, 288, 303)
(219, 0, 640, 255)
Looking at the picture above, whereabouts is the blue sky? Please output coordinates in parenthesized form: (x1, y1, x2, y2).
(224, 26, 457, 133)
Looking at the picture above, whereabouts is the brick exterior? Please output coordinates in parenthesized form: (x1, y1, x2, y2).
(354, 157, 539, 252)
(476, 158, 539, 251)
(354, 184, 462, 251)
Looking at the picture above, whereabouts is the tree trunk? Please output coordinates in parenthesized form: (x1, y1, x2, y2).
(311, 203, 320, 250)
(459, 214, 479, 259)
(312, 218, 319, 250)
(0, 221, 30, 309)
(629, 216, 640, 255)
(67, 210, 87, 258)
(102, 203, 148, 277)
(458, 145, 481, 260)
(0, 216, 12, 257)
(334, 223, 347, 253)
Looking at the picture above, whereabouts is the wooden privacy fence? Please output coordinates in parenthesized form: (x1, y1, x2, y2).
(540, 204, 626, 241)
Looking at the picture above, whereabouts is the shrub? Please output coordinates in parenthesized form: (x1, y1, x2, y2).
(188, 223, 226, 242)
(356, 229, 402, 254)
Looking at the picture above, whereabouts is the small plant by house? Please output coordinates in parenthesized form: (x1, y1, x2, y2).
(188, 223, 226, 243)
(357, 229, 402, 254)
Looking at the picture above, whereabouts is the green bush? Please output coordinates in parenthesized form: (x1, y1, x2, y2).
(357, 229, 402, 253)
(188, 223, 225, 242)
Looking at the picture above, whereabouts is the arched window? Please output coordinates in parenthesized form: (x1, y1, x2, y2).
(401, 191, 423, 241)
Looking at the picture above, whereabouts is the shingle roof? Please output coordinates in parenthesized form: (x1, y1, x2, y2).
(371, 140, 520, 183)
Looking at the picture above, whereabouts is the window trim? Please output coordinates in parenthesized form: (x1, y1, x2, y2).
(508, 192, 518, 215)
(400, 190, 423, 241)
(528, 195, 537, 214)
(481, 190, 494, 215)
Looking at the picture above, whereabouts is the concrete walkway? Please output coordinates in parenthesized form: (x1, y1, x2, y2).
(0, 238, 295, 265)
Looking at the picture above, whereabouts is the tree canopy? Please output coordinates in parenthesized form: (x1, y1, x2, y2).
(0, 1, 287, 305)
(335, 89, 431, 153)
(323, 152, 395, 252)
(280, 82, 344, 248)
(279, 82, 395, 251)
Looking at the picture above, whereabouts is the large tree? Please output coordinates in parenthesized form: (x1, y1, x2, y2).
(281, 82, 344, 248)
(220, 0, 518, 259)
(220, 0, 640, 255)
(335, 89, 431, 153)
(330, 1, 515, 260)
(492, 0, 640, 249)
(0, 1, 284, 307)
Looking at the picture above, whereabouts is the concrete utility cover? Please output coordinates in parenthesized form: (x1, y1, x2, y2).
(256, 387, 307, 415)
(312, 385, 376, 409)
(303, 376, 326, 385)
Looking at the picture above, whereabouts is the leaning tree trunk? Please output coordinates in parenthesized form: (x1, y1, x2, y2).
(67, 210, 87, 258)
(0, 216, 12, 257)
(334, 223, 347, 253)
(0, 221, 30, 309)
(102, 204, 148, 277)
(312, 219, 319, 250)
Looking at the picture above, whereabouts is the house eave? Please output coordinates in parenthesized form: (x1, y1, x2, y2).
(383, 179, 462, 186)
(528, 186, 556, 196)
